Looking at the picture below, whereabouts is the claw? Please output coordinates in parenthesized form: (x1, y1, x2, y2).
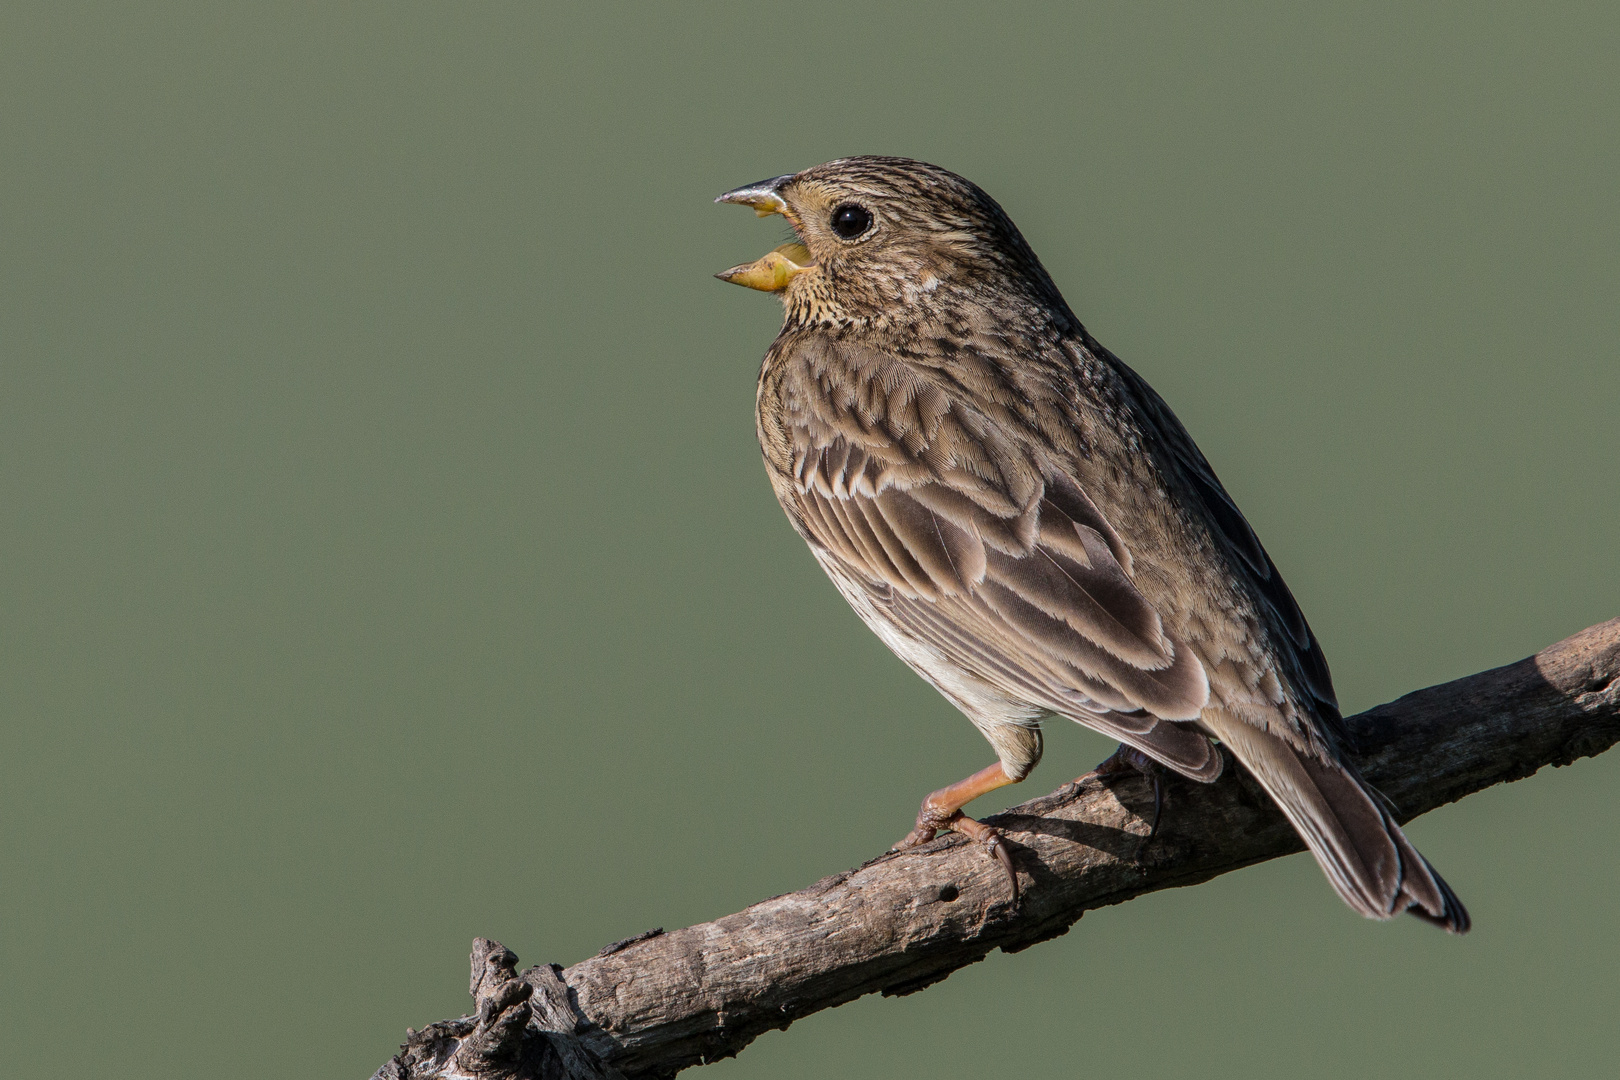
(892, 825, 938, 851)
(1135, 769, 1165, 865)
(986, 834, 1019, 910)
(1080, 744, 1168, 865)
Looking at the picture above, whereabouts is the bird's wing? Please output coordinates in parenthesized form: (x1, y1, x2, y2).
(1097, 341, 1343, 732)
(1086, 349, 1470, 927)
(770, 339, 1218, 779)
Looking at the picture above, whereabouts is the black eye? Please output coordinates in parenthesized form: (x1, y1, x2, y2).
(830, 203, 873, 240)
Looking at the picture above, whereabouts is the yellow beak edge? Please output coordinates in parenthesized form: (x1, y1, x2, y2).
(716, 242, 814, 293)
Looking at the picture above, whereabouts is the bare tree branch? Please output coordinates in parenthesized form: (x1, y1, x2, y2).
(374, 618, 1620, 1080)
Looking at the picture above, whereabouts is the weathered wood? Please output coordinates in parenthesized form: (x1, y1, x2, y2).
(374, 619, 1620, 1080)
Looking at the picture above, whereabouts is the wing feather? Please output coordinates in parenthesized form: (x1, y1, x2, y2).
(852, 496, 940, 600)
(1096, 340, 1343, 732)
(790, 427, 1212, 739)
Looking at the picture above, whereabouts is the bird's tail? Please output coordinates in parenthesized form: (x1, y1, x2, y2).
(1201, 709, 1470, 932)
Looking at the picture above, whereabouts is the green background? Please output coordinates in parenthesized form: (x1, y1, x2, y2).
(4, 3, 1616, 1077)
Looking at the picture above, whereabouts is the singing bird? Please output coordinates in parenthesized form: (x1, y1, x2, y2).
(715, 156, 1467, 930)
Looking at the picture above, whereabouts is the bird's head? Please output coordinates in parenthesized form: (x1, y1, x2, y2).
(716, 156, 1062, 327)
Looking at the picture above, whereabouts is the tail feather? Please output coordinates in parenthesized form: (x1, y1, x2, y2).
(1203, 710, 1469, 933)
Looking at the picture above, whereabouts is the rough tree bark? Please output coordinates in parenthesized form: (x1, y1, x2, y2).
(374, 619, 1620, 1080)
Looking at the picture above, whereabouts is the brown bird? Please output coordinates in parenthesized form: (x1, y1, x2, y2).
(715, 156, 1467, 931)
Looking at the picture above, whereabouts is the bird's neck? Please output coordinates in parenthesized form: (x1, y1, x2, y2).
(780, 270, 1073, 342)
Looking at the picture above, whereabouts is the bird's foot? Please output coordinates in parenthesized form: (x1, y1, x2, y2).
(892, 804, 1018, 909)
(1077, 744, 1164, 865)
(887, 763, 1021, 908)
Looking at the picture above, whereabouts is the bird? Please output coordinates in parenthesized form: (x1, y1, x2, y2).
(714, 156, 1468, 931)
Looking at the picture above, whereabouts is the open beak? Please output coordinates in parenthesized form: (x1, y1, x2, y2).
(715, 174, 814, 293)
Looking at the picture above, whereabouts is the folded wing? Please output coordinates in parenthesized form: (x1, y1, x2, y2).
(788, 420, 1220, 782)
